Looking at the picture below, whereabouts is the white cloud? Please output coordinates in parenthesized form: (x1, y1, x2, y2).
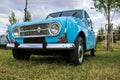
(0, 24, 7, 35)
(0, 13, 9, 26)
(13, 10, 24, 22)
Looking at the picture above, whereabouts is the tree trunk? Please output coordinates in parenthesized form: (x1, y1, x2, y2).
(106, 4, 111, 51)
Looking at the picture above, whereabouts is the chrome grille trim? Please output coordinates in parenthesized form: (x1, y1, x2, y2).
(13, 23, 60, 38)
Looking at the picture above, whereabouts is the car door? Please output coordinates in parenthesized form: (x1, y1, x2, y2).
(85, 12, 96, 49)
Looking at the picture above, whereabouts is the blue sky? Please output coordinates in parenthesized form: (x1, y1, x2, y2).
(0, 0, 120, 35)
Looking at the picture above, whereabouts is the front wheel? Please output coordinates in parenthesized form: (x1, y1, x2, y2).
(91, 48, 96, 56)
(69, 37, 84, 65)
(12, 48, 31, 60)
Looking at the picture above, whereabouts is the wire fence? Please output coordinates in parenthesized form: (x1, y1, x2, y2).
(97, 34, 120, 37)
(97, 33, 120, 51)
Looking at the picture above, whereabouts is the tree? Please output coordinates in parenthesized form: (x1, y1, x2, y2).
(93, 0, 120, 51)
(23, 0, 32, 22)
(9, 11, 17, 26)
(24, 10, 31, 22)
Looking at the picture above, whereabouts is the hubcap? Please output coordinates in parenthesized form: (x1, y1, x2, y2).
(78, 45, 83, 63)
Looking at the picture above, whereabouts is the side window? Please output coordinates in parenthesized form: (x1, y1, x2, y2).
(85, 12, 93, 30)
(85, 12, 90, 21)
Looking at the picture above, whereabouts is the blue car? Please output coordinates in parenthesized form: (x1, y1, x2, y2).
(7, 9, 96, 65)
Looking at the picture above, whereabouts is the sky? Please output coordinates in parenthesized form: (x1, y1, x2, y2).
(0, 0, 120, 35)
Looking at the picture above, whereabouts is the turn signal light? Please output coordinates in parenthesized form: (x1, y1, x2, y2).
(58, 36, 66, 41)
(11, 39, 15, 43)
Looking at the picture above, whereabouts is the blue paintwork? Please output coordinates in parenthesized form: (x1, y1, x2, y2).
(8, 9, 96, 50)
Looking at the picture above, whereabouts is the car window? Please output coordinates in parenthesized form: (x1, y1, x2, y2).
(73, 11, 82, 19)
(48, 12, 61, 18)
(85, 12, 93, 30)
(61, 11, 76, 16)
(47, 10, 83, 19)
(85, 12, 90, 20)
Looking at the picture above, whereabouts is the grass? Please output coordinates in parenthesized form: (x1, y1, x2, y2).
(0, 42, 120, 80)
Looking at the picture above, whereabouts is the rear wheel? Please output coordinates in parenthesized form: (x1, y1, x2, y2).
(91, 48, 96, 56)
(69, 37, 84, 65)
(12, 48, 31, 60)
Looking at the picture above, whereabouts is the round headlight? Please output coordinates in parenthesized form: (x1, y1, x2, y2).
(50, 23, 60, 35)
(13, 28, 19, 37)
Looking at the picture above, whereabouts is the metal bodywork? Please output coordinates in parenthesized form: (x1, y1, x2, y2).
(7, 43, 75, 49)
(7, 9, 96, 51)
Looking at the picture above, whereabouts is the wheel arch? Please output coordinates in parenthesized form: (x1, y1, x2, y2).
(77, 31, 86, 52)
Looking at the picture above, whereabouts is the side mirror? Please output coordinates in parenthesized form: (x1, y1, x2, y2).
(87, 18, 91, 23)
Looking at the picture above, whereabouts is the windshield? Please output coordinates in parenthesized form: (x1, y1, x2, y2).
(47, 10, 82, 19)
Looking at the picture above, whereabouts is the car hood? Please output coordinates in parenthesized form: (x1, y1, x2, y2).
(11, 17, 68, 28)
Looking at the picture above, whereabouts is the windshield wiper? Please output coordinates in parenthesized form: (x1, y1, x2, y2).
(72, 11, 77, 16)
(59, 12, 63, 17)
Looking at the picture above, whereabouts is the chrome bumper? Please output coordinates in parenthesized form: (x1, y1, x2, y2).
(7, 43, 75, 49)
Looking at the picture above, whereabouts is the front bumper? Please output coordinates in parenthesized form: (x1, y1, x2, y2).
(7, 43, 75, 49)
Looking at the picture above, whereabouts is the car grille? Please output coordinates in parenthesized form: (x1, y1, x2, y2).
(19, 23, 51, 37)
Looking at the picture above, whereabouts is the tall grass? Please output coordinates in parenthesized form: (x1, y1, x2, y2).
(0, 42, 120, 80)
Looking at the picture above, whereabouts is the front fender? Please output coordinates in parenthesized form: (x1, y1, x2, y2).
(66, 17, 88, 43)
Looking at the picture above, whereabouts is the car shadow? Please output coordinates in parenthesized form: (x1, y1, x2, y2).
(30, 55, 69, 65)
(29, 53, 95, 65)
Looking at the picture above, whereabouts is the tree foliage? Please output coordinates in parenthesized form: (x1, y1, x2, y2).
(24, 10, 31, 22)
(93, 0, 120, 16)
(9, 11, 17, 26)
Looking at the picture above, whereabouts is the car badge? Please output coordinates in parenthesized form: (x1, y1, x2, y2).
(37, 27, 41, 33)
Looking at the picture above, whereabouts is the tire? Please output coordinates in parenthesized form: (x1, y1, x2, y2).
(12, 48, 31, 60)
(91, 48, 96, 56)
(69, 37, 84, 65)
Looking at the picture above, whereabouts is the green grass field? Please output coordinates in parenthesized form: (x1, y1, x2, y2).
(0, 42, 120, 80)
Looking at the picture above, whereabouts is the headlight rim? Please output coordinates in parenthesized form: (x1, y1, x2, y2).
(12, 27, 20, 37)
(50, 22, 61, 35)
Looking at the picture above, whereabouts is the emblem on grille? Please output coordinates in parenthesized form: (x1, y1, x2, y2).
(37, 27, 41, 33)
